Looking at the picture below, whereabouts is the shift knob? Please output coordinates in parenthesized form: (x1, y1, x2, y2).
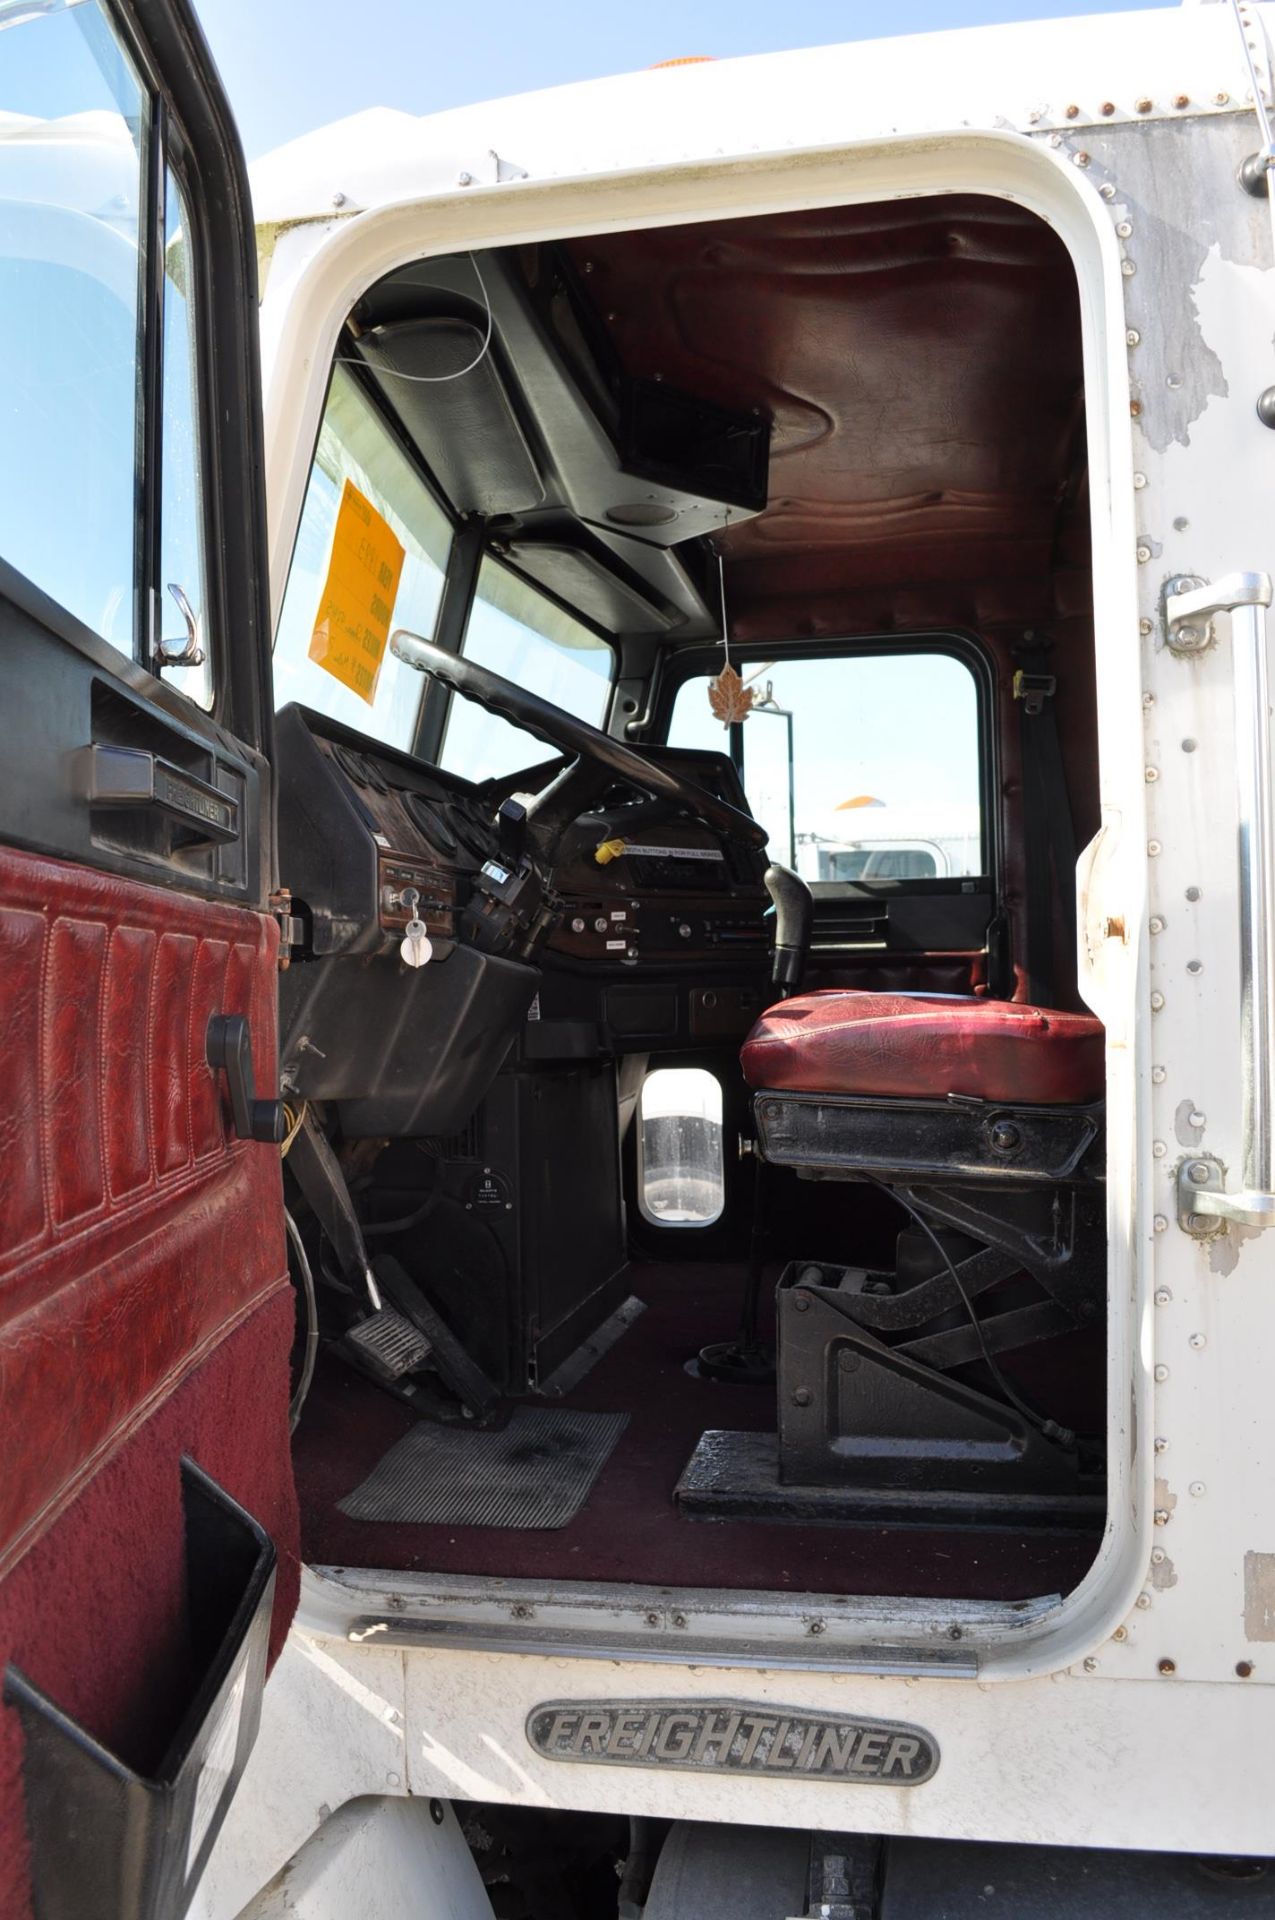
(764, 862, 813, 997)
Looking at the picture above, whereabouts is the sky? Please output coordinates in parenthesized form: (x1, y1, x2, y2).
(195, 0, 1165, 160)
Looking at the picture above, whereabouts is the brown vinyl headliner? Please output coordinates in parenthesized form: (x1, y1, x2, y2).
(566, 195, 1088, 644)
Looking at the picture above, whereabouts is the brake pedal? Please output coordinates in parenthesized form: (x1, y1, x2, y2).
(344, 1307, 431, 1385)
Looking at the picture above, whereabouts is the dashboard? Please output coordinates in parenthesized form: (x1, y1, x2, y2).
(547, 749, 770, 970)
(276, 709, 501, 959)
(273, 705, 772, 1136)
(277, 708, 769, 971)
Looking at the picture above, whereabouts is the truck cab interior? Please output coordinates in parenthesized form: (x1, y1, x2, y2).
(274, 191, 1105, 1609)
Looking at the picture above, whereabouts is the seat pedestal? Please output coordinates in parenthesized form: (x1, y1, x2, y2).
(675, 1250, 1104, 1531)
(775, 1260, 1083, 1496)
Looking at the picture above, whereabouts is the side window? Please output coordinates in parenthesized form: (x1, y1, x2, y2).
(0, 1, 147, 654)
(438, 558, 614, 783)
(667, 651, 983, 881)
(1, 1, 216, 702)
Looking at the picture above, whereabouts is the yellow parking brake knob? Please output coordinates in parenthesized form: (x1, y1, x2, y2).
(595, 837, 627, 866)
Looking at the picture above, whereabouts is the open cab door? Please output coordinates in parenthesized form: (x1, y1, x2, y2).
(0, 2, 298, 1915)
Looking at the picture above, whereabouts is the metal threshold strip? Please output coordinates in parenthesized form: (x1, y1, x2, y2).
(301, 1566, 1064, 1676)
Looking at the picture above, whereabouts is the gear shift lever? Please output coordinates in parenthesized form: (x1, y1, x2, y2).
(764, 862, 813, 997)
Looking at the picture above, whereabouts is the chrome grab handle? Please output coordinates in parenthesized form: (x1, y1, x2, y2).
(1167, 572, 1275, 1230)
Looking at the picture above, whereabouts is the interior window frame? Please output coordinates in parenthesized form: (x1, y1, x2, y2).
(131, 0, 275, 757)
(150, 131, 213, 707)
(649, 629, 1001, 899)
(143, 101, 223, 701)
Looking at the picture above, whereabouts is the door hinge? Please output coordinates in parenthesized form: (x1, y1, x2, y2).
(269, 886, 301, 970)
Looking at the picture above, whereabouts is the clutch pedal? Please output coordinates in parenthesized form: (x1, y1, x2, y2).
(344, 1307, 431, 1384)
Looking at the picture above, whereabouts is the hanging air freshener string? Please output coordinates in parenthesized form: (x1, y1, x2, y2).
(707, 529, 754, 725)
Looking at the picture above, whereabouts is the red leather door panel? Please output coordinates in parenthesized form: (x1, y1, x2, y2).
(0, 845, 300, 1919)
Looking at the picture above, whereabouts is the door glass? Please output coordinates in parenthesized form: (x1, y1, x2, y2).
(0, 0, 147, 653)
(158, 169, 211, 707)
(668, 651, 983, 880)
(274, 364, 452, 750)
(438, 558, 614, 783)
(638, 1067, 725, 1228)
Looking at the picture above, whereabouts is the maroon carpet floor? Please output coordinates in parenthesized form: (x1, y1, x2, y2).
(292, 1262, 1101, 1601)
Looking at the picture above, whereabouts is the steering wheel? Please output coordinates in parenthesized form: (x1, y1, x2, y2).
(391, 629, 767, 851)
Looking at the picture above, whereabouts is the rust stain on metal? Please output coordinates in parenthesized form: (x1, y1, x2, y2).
(1244, 1552, 1275, 1641)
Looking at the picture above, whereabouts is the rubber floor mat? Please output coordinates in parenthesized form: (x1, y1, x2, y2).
(336, 1406, 629, 1529)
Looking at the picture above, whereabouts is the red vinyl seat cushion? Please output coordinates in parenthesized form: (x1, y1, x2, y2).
(740, 991, 1105, 1106)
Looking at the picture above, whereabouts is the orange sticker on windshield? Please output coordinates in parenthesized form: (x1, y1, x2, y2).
(309, 479, 405, 703)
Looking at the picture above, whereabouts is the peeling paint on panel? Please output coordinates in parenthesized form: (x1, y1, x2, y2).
(1075, 120, 1267, 449)
(1175, 1099, 1205, 1148)
(1150, 1552, 1178, 1591)
(1154, 1477, 1178, 1520)
(1244, 1552, 1275, 1641)
(1208, 1231, 1240, 1277)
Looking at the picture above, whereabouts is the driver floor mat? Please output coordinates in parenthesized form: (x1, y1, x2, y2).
(335, 1406, 630, 1530)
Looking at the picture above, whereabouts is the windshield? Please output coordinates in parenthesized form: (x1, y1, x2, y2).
(438, 558, 614, 783)
(274, 365, 452, 752)
(275, 368, 615, 774)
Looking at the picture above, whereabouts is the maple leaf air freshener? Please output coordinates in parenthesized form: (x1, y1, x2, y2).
(707, 664, 754, 726)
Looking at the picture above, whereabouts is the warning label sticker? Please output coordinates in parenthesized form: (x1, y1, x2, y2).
(308, 479, 405, 703)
